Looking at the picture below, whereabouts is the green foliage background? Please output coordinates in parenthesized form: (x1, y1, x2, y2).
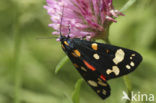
(0, 0, 156, 103)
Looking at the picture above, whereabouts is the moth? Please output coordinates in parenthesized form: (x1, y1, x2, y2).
(60, 35, 142, 99)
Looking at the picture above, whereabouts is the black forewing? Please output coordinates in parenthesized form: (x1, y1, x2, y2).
(64, 47, 111, 99)
(72, 39, 142, 80)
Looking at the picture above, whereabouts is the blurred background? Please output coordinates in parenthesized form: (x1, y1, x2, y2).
(0, 0, 156, 103)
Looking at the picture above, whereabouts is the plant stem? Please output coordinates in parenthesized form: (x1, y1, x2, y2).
(13, 24, 22, 103)
(12, 3, 22, 103)
(123, 76, 132, 103)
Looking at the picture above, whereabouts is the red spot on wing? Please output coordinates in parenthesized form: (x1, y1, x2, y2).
(83, 60, 96, 71)
(100, 75, 106, 81)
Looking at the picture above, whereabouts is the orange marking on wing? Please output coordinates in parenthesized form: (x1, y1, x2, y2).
(100, 75, 106, 81)
(64, 41, 69, 46)
(106, 49, 110, 53)
(73, 50, 81, 57)
(83, 60, 96, 71)
(73, 63, 79, 68)
(72, 52, 78, 57)
(91, 43, 98, 50)
(62, 44, 65, 49)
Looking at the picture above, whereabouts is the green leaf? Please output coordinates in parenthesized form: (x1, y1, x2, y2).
(120, 0, 136, 12)
(55, 56, 69, 74)
(72, 78, 83, 103)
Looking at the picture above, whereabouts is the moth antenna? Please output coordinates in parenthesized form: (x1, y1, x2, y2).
(36, 36, 59, 40)
(67, 24, 71, 38)
(59, 5, 65, 36)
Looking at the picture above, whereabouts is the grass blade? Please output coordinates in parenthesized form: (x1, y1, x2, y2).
(72, 78, 83, 103)
(120, 0, 136, 12)
(55, 56, 69, 74)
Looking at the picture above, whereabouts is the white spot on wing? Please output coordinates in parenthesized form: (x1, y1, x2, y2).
(98, 80, 107, 86)
(81, 66, 87, 72)
(106, 69, 112, 75)
(106, 66, 120, 76)
(130, 62, 135, 67)
(112, 66, 120, 75)
(93, 53, 100, 60)
(132, 54, 135, 56)
(102, 89, 107, 95)
(88, 80, 98, 87)
(126, 65, 131, 69)
(113, 49, 125, 64)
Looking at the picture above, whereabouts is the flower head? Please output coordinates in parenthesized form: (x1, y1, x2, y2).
(44, 0, 124, 40)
